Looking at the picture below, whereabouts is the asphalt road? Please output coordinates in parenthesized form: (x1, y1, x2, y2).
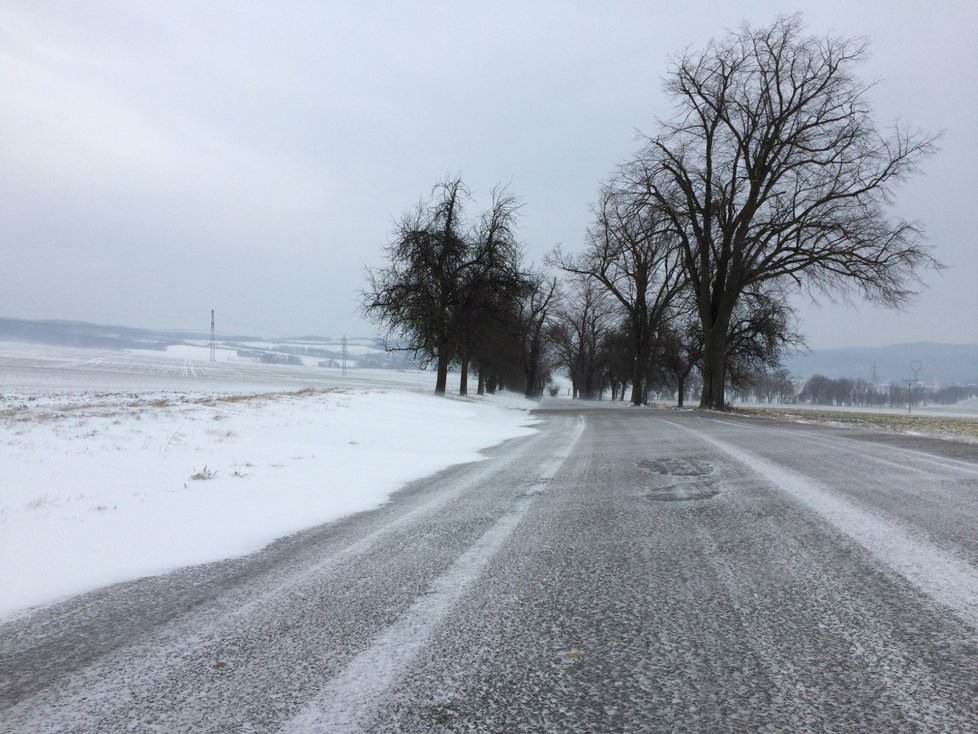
(3, 403, 978, 732)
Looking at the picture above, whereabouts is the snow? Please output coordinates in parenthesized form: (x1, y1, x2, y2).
(0, 342, 538, 620)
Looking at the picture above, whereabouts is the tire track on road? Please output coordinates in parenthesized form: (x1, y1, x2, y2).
(663, 418, 978, 632)
(283, 416, 585, 733)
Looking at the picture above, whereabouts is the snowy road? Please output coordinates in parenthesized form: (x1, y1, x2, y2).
(3, 404, 978, 731)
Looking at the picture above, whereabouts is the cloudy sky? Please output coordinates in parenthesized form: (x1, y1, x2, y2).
(2, 1, 975, 347)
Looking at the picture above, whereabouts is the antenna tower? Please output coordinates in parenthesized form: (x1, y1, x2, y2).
(210, 309, 216, 363)
(341, 334, 348, 377)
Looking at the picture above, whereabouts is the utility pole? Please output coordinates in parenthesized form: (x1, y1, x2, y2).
(210, 309, 216, 363)
(341, 334, 348, 377)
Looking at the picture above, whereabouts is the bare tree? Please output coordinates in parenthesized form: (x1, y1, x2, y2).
(724, 286, 804, 389)
(457, 188, 529, 396)
(552, 180, 687, 405)
(517, 273, 558, 399)
(630, 15, 939, 409)
(550, 276, 616, 399)
(657, 315, 703, 408)
(362, 178, 470, 395)
(362, 179, 531, 397)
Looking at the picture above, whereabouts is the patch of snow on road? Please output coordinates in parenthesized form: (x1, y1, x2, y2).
(0, 389, 538, 620)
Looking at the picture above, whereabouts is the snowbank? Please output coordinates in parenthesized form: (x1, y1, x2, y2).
(0, 389, 538, 619)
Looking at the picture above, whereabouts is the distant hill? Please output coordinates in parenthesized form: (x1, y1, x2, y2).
(0, 317, 398, 365)
(0, 318, 197, 350)
(783, 343, 978, 385)
(0, 318, 348, 350)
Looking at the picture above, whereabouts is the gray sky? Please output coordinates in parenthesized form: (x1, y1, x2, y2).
(2, 1, 975, 347)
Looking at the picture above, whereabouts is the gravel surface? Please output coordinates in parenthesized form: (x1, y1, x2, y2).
(3, 403, 978, 732)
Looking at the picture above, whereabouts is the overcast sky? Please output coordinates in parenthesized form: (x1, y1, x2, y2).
(2, 1, 975, 348)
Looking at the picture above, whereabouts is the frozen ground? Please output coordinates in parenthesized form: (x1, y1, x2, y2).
(0, 341, 537, 619)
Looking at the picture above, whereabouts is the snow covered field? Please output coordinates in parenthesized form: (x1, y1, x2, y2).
(0, 342, 538, 620)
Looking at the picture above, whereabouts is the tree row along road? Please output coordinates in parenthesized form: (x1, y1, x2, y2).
(2, 404, 978, 731)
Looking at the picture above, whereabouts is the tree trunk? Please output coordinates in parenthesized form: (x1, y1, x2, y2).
(524, 337, 540, 399)
(435, 345, 450, 395)
(677, 375, 685, 408)
(629, 367, 643, 405)
(524, 361, 537, 399)
(629, 314, 650, 406)
(477, 368, 486, 396)
(459, 355, 469, 396)
(699, 324, 729, 409)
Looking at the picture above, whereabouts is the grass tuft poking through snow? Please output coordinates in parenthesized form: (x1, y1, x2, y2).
(0, 388, 538, 620)
(190, 466, 217, 481)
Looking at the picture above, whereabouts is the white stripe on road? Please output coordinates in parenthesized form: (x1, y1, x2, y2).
(663, 419, 978, 632)
(283, 416, 586, 733)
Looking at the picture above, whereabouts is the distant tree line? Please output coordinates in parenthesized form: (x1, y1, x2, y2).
(362, 16, 938, 407)
(236, 349, 303, 366)
(795, 375, 976, 408)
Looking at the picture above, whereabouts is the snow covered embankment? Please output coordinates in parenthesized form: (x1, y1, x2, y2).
(0, 389, 537, 620)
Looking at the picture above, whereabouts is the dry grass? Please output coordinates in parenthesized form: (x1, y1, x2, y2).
(1, 387, 339, 428)
(190, 466, 217, 481)
(737, 406, 978, 444)
(198, 387, 335, 407)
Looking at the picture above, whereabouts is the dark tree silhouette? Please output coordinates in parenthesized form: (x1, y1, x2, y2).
(657, 315, 703, 408)
(724, 287, 803, 389)
(362, 178, 530, 396)
(629, 15, 939, 409)
(550, 276, 616, 399)
(456, 188, 528, 396)
(362, 178, 470, 395)
(517, 273, 558, 399)
(553, 179, 687, 405)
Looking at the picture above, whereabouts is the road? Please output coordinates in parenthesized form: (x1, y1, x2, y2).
(3, 403, 978, 732)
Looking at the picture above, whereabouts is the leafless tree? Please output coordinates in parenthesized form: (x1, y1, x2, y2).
(362, 178, 470, 395)
(517, 273, 558, 399)
(549, 276, 617, 399)
(456, 187, 528, 395)
(629, 15, 939, 409)
(363, 178, 534, 396)
(657, 315, 703, 408)
(552, 179, 687, 405)
(724, 286, 804, 389)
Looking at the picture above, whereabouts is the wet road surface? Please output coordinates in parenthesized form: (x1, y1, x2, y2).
(3, 403, 978, 732)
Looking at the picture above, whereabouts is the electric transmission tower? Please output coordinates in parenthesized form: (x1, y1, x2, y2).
(341, 334, 348, 377)
(210, 309, 216, 363)
(904, 360, 922, 414)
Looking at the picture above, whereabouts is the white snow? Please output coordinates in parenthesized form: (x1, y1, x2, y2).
(0, 342, 538, 620)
